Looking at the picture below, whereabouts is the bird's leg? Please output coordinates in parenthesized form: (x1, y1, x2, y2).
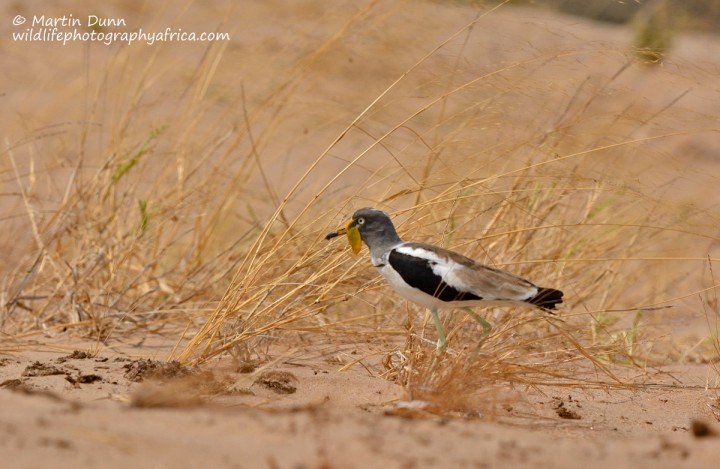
(425, 307, 446, 382)
(463, 307, 492, 350)
(429, 308, 447, 356)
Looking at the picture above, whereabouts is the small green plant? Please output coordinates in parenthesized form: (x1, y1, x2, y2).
(138, 199, 150, 236)
(105, 125, 168, 199)
(633, 1, 674, 64)
(591, 311, 621, 345)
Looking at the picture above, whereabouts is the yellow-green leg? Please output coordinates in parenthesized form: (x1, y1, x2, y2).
(426, 307, 446, 381)
(463, 307, 492, 337)
(464, 307, 492, 361)
(429, 308, 447, 355)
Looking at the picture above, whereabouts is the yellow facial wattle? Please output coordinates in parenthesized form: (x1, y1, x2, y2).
(345, 221, 362, 255)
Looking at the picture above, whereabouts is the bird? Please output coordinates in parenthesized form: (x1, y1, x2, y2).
(325, 207, 563, 356)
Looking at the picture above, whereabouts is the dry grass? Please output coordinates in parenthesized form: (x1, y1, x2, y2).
(2, 1, 719, 415)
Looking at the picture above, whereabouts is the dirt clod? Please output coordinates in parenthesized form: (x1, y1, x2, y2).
(77, 374, 102, 384)
(22, 362, 66, 377)
(255, 370, 298, 394)
(123, 359, 194, 383)
(237, 362, 259, 374)
(0, 378, 25, 389)
(56, 351, 93, 363)
(556, 407, 582, 420)
(691, 420, 717, 438)
(554, 399, 581, 420)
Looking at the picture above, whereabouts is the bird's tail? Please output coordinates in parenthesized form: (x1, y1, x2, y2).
(527, 287, 564, 310)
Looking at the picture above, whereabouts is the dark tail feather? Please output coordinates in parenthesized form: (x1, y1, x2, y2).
(527, 287, 564, 310)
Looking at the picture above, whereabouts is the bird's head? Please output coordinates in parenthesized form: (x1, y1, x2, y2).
(325, 208, 399, 255)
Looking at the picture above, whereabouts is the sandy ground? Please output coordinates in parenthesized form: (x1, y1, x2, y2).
(3, 0, 720, 467)
(1, 339, 719, 468)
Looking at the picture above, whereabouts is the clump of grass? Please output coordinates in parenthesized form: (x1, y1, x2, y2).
(0, 40, 255, 339)
(632, 0, 674, 64)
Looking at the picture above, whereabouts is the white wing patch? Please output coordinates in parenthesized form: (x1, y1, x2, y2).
(396, 245, 473, 294)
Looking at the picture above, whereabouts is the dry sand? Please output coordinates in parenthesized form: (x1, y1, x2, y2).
(1, 339, 719, 468)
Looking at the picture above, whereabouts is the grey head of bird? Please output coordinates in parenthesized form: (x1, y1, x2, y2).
(325, 207, 402, 255)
